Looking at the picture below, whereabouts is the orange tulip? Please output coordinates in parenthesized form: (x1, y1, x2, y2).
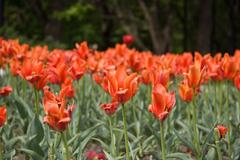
(59, 78, 75, 99)
(187, 62, 201, 87)
(43, 87, 75, 132)
(150, 69, 171, 89)
(0, 86, 13, 97)
(221, 53, 238, 80)
(0, 105, 7, 127)
(148, 83, 175, 121)
(19, 59, 44, 83)
(178, 80, 194, 102)
(69, 58, 86, 80)
(48, 63, 68, 84)
(106, 65, 139, 103)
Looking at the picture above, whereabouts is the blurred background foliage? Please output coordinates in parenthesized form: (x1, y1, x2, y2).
(0, 0, 240, 54)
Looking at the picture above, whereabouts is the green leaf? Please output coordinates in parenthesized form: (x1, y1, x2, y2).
(5, 136, 25, 149)
(13, 93, 34, 119)
(20, 148, 44, 160)
(103, 150, 115, 160)
(173, 129, 196, 154)
(68, 122, 103, 145)
(167, 153, 191, 160)
(205, 148, 216, 160)
(27, 115, 44, 144)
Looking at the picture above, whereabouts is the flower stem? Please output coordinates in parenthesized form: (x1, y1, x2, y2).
(160, 121, 166, 160)
(34, 88, 40, 116)
(192, 99, 201, 160)
(226, 81, 232, 158)
(122, 104, 130, 160)
(0, 139, 3, 160)
(218, 81, 223, 122)
(214, 128, 222, 160)
(61, 132, 70, 160)
(109, 116, 116, 157)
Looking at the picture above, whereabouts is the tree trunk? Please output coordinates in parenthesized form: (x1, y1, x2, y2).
(196, 0, 212, 53)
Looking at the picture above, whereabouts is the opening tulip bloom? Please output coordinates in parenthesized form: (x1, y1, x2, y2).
(0, 86, 12, 97)
(148, 83, 175, 121)
(43, 87, 75, 132)
(101, 102, 119, 115)
(0, 105, 7, 127)
(106, 65, 139, 103)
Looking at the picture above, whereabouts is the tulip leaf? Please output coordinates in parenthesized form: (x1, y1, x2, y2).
(173, 129, 196, 154)
(167, 153, 191, 160)
(20, 148, 44, 160)
(13, 93, 34, 119)
(103, 150, 115, 160)
(27, 115, 44, 144)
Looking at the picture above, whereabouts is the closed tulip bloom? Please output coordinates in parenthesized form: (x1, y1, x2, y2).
(0, 86, 13, 97)
(216, 125, 228, 138)
(123, 34, 134, 45)
(178, 80, 194, 102)
(0, 105, 7, 127)
(187, 62, 202, 88)
(148, 83, 175, 121)
(106, 65, 139, 103)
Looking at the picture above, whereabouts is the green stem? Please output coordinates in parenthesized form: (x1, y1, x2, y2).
(34, 88, 40, 116)
(214, 128, 222, 160)
(0, 139, 3, 160)
(226, 81, 232, 158)
(214, 82, 218, 121)
(238, 92, 240, 123)
(122, 104, 130, 160)
(61, 132, 70, 160)
(109, 116, 116, 157)
(192, 99, 201, 160)
(160, 121, 166, 160)
(186, 102, 191, 127)
(77, 76, 85, 133)
(218, 81, 223, 122)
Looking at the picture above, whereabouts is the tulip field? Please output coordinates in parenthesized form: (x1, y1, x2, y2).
(1, 38, 240, 160)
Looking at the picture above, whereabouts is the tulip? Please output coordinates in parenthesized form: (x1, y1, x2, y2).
(0, 86, 12, 97)
(216, 125, 228, 139)
(148, 83, 175, 121)
(0, 105, 7, 127)
(123, 34, 134, 45)
(106, 65, 139, 104)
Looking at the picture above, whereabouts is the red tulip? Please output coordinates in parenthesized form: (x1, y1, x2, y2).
(85, 150, 106, 160)
(216, 125, 227, 138)
(0, 105, 7, 127)
(123, 34, 134, 45)
(101, 102, 119, 115)
(0, 86, 13, 97)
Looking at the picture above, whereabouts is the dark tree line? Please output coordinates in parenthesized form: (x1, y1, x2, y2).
(0, 0, 240, 54)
